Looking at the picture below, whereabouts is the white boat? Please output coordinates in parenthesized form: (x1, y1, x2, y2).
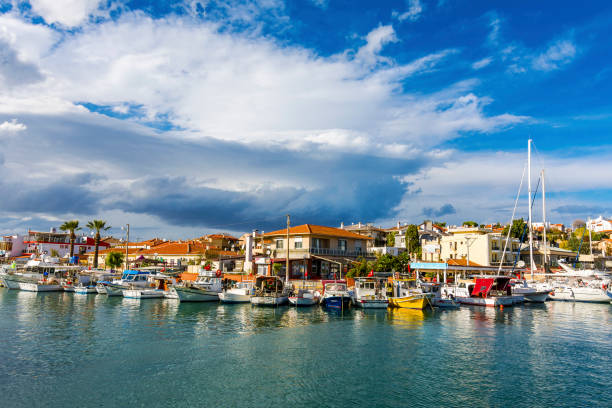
(352, 277, 389, 309)
(123, 288, 166, 299)
(450, 277, 514, 307)
(250, 276, 289, 307)
(288, 289, 319, 306)
(511, 280, 549, 303)
(74, 284, 98, 294)
(419, 282, 460, 308)
(549, 279, 610, 303)
(103, 270, 153, 296)
(96, 284, 107, 294)
(18, 280, 63, 292)
(219, 280, 254, 303)
(164, 287, 179, 299)
(174, 271, 223, 302)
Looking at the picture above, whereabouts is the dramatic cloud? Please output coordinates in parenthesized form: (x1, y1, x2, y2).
(28, 0, 107, 27)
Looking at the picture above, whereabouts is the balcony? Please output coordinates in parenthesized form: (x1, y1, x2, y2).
(308, 247, 368, 258)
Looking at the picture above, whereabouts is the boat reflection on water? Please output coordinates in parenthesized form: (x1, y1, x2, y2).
(387, 308, 429, 327)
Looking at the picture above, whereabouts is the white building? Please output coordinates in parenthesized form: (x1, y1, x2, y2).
(587, 216, 612, 233)
(440, 227, 521, 267)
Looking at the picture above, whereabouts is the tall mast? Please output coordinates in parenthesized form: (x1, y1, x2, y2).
(286, 214, 290, 284)
(541, 169, 547, 270)
(528, 139, 535, 280)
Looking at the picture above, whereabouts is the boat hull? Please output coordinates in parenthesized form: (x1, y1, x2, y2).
(522, 291, 549, 303)
(550, 288, 610, 303)
(123, 289, 165, 299)
(104, 284, 126, 296)
(1, 277, 21, 290)
(288, 296, 318, 306)
(250, 296, 288, 306)
(219, 291, 251, 303)
(74, 286, 97, 294)
(456, 296, 514, 307)
(321, 295, 351, 309)
(18, 282, 63, 292)
(174, 286, 219, 302)
(388, 294, 432, 310)
(432, 298, 460, 308)
(354, 299, 389, 309)
(96, 285, 107, 294)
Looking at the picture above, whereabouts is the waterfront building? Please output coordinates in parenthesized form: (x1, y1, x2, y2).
(9, 229, 109, 259)
(439, 226, 521, 267)
(339, 222, 387, 248)
(519, 245, 577, 268)
(260, 224, 373, 280)
(0, 235, 25, 259)
(587, 216, 612, 233)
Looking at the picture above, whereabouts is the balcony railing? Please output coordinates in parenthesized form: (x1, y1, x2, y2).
(308, 247, 368, 257)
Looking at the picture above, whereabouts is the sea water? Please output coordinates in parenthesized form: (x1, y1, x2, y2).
(1, 289, 611, 407)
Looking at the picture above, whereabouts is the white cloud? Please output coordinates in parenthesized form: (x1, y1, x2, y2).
(28, 0, 107, 27)
(396, 0, 423, 22)
(532, 39, 577, 71)
(487, 15, 501, 45)
(0, 118, 26, 132)
(354, 24, 398, 66)
(472, 57, 492, 70)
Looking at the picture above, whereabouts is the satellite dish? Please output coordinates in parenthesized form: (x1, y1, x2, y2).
(517, 260, 525, 268)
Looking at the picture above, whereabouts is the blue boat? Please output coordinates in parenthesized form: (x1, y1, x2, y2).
(320, 280, 351, 309)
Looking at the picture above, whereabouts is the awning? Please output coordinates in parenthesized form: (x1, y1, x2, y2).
(471, 278, 494, 297)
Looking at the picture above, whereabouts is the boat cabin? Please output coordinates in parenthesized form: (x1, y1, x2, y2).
(254, 276, 285, 295)
(470, 276, 511, 298)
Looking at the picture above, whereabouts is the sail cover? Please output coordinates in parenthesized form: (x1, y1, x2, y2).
(471, 278, 494, 297)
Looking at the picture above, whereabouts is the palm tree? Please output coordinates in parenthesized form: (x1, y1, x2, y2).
(59, 220, 81, 260)
(87, 219, 111, 269)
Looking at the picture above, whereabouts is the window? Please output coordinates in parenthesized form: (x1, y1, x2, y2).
(312, 238, 321, 249)
(338, 240, 347, 251)
(276, 239, 283, 249)
(294, 236, 302, 249)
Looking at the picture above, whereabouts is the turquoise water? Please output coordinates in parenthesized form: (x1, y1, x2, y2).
(1, 289, 611, 407)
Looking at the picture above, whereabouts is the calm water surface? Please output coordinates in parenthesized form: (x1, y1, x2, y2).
(1, 288, 611, 407)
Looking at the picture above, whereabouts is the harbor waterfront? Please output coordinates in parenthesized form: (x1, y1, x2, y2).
(1, 288, 611, 408)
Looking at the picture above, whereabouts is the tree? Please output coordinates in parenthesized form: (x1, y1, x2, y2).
(375, 253, 396, 271)
(434, 221, 446, 227)
(347, 257, 373, 278)
(87, 219, 111, 269)
(395, 251, 411, 272)
(105, 252, 124, 271)
(405, 224, 420, 258)
(272, 263, 282, 275)
(386, 231, 396, 247)
(59, 220, 81, 259)
(463, 221, 478, 227)
(502, 218, 527, 240)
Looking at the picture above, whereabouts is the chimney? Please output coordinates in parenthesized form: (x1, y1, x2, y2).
(397, 221, 400, 229)
(340, 222, 344, 229)
(187, 243, 191, 252)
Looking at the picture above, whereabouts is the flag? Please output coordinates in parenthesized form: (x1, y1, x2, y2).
(367, 269, 374, 277)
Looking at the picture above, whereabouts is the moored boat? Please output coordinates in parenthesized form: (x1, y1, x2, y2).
(450, 276, 514, 307)
(388, 278, 433, 310)
(250, 276, 289, 307)
(319, 280, 351, 309)
(123, 288, 166, 299)
(288, 289, 319, 306)
(352, 277, 389, 309)
(219, 280, 254, 303)
(174, 270, 223, 302)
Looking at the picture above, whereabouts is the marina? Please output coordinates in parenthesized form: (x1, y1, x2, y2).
(1, 287, 611, 407)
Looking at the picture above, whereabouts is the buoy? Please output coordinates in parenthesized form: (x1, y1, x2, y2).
(500, 305, 504, 310)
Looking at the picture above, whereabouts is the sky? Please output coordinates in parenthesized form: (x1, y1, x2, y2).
(0, 0, 611, 240)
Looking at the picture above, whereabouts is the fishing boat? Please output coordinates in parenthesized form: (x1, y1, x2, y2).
(219, 280, 254, 303)
(352, 277, 389, 309)
(73, 283, 98, 294)
(250, 276, 289, 306)
(319, 280, 351, 309)
(174, 270, 223, 302)
(511, 280, 549, 303)
(419, 282, 460, 308)
(451, 276, 514, 307)
(288, 288, 319, 306)
(388, 278, 433, 310)
(123, 288, 166, 299)
(102, 270, 152, 296)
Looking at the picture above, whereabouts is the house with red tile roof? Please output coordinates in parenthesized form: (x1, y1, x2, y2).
(258, 224, 373, 280)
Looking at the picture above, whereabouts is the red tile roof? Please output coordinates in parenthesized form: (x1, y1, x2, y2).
(264, 224, 372, 240)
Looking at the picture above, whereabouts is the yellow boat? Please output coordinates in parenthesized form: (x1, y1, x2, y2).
(388, 278, 433, 310)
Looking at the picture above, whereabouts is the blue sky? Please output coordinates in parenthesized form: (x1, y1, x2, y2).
(0, 0, 611, 239)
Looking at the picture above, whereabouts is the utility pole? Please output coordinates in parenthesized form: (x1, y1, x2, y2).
(286, 214, 290, 284)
